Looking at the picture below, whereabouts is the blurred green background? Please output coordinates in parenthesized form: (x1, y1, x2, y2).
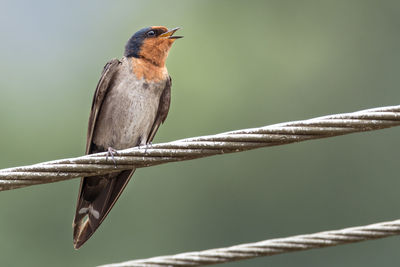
(1, 0, 400, 266)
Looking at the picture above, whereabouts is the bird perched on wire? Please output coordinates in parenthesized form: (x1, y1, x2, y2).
(73, 26, 182, 249)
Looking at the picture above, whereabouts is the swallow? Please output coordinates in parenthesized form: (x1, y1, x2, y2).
(73, 26, 182, 249)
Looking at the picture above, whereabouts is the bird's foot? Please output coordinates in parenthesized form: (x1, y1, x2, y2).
(106, 147, 119, 168)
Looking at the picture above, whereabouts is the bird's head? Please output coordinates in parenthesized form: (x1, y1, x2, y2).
(124, 26, 182, 67)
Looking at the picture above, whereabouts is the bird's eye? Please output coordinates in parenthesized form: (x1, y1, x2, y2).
(147, 30, 156, 37)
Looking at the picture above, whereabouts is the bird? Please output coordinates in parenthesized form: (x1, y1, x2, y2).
(72, 26, 182, 249)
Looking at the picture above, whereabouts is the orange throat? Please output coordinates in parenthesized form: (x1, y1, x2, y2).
(131, 57, 168, 83)
(131, 37, 175, 82)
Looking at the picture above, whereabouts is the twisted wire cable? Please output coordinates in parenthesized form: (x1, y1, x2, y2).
(98, 219, 400, 267)
(1, 105, 399, 191)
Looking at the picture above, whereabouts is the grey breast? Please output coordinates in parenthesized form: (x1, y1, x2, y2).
(92, 57, 167, 150)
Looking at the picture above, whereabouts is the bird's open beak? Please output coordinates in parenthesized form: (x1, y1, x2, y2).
(160, 27, 183, 39)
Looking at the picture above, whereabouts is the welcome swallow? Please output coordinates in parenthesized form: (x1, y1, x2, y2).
(73, 26, 182, 249)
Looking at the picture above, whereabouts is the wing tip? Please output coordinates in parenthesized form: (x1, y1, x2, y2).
(73, 217, 92, 250)
(72, 170, 135, 249)
(73, 204, 103, 249)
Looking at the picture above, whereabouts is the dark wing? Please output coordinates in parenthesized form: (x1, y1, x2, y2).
(86, 58, 121, 154)
(146, 76, 172, 143)
(73, 59, 123, 249)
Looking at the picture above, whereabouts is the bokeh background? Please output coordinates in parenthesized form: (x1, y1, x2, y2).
(1, 0, 400, 266)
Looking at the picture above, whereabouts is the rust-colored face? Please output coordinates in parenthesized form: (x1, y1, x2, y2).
(138, 26, 182, 66)
(126, 26, 182, 82)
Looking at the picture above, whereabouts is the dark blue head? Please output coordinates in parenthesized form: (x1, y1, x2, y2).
(124, 26, 182, 59)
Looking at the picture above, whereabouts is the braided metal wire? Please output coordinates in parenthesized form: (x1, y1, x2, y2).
(1, 105, 399, 191)
(98, 219, 400, 267)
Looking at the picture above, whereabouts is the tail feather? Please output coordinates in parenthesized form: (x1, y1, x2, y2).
(73, 169, 135, 249)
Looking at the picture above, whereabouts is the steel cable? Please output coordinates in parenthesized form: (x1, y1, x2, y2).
(98, 219, 400, 267)
(0, 105, 399, 191)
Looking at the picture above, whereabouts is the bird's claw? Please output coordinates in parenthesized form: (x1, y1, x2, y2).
(106, 147, 119, 168)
